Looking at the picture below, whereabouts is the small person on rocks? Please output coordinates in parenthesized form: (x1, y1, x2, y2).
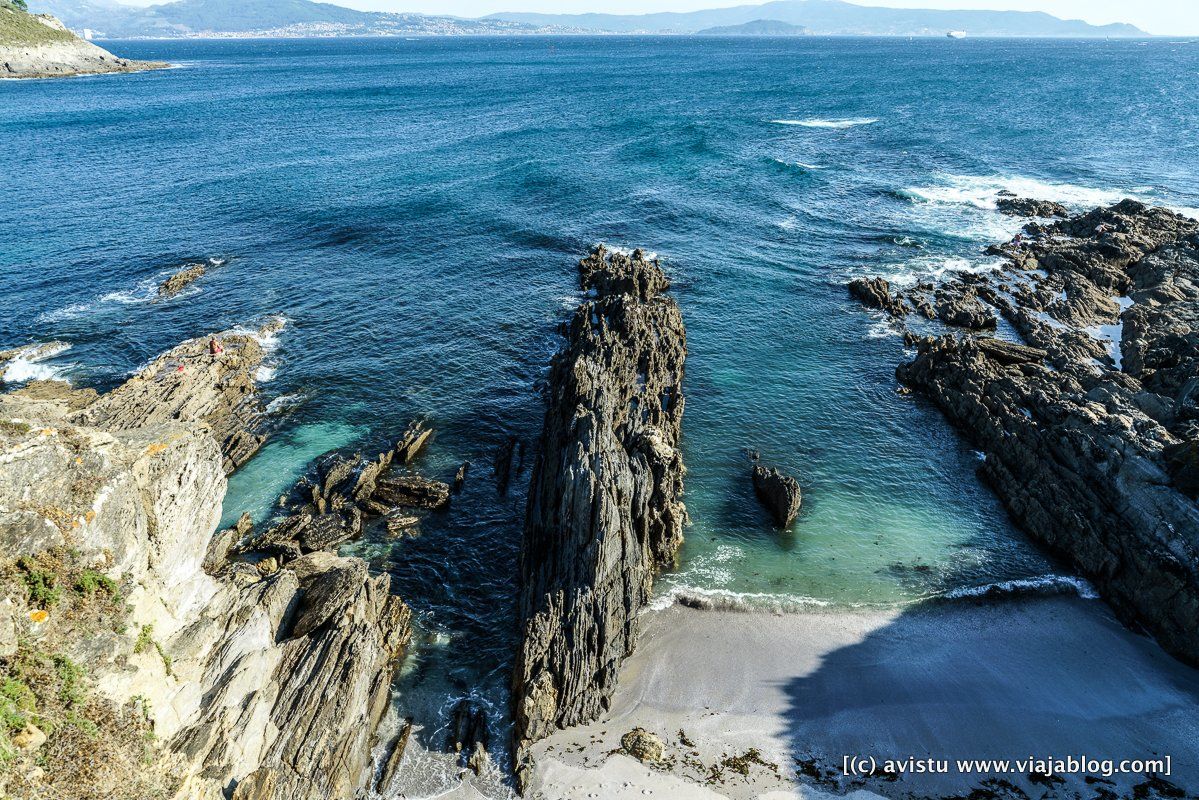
(209, 338, 225, 356)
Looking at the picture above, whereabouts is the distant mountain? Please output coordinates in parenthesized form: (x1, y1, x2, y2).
(27, 0, 552, 37)
(698, 18, 810, 35)
(29, 0, 1148, 39)
(488, 0, 1147, 37)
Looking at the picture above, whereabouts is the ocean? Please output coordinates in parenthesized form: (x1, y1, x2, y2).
(3, 34, 1198, 796)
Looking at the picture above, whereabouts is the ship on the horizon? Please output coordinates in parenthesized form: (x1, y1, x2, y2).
(947, 30, 967, 38)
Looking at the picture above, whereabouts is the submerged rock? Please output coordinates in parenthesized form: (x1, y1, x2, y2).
(751, 463, 802, 528)
(512, 246, 686, 787)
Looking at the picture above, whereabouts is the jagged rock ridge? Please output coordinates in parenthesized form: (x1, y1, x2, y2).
(511, 246, 687, 788)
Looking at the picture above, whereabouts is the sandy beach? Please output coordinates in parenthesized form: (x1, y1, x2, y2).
(524, 595, 1199, 799)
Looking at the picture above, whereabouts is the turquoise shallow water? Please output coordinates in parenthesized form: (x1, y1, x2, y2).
(3, 35, 1199, 790)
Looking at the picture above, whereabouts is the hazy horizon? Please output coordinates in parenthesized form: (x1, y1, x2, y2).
(103, 0, 1193, 36)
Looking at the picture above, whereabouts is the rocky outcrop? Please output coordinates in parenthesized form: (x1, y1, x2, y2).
(158, 262, 207, 297)
(0, 331, 412, 799)
(512, 246, 687, 788)
(751, 463, 802, 528)
(0, 7, 168, 78)
(245, 430, 451, 561)
(862, 199, 1199, 666)
(74, 324, 278, 473)
(848, 276, 908, 317)
(996, 194, 1069, 218)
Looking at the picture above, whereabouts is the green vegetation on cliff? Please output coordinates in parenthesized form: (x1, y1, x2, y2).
(0, 1, 76, 47)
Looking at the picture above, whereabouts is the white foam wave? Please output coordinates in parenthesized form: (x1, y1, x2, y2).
(866, 320, 901, 339)
(771, 117, 877, 129)
(595, 243, 660, 261)
(2, 342, 73, 384)
(943, 574, 1098, 601)
(228, 315, 287, 354)
(649, 584, 833, 614)
(874, 255, 1006, 289)
(266, 393, 304, 414)
(902, 174, 1129, 212)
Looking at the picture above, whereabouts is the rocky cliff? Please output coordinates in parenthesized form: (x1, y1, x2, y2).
(852, 199, 1199, 666)
(512, 246, 687, 789)
(0, 328, 410, 799)
(0, 3, 166, 78)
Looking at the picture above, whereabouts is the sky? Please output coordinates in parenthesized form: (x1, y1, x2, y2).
(112, 0, 1197, 36)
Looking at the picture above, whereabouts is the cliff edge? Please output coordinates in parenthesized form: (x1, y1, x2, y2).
(0, 328, 410, 799)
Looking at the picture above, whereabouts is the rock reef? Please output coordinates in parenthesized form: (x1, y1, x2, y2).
(853, 197, 1199, 666)
(512, 246, 687, 789)
(0, 329, 412, 799)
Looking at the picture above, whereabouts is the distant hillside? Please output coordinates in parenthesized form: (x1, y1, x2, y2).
(28, 0, 1148, 39)
(488, 0, 1147, 36)
(27, 0, 554, 37)
(698, 18, 810, 35)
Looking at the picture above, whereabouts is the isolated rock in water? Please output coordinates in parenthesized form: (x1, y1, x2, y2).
(751, 464, 802, 528)
(848, 276, 908, 317)
(513, 246, 686, 784)
(620, 728, 664, 763)
(996, 196, 1069, 218)
(448, 699, 490, 774)
(882, 199, 1199, 667)
(394, 419, 433, 463)
(158, 262, 206, 297)
(453, 460, 470, 492)
(73, 327, 272, 473)
(372, 475, 450, 510)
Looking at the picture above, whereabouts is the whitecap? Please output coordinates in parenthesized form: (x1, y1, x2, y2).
(771, 117, 878, 129)
(866, 320, 900, 339)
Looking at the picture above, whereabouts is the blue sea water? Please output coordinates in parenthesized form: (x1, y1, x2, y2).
(3, 35, 1199, 795)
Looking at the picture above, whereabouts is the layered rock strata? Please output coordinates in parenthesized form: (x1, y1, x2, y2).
(512, 246, 687, 788)
(0, 330, 411, 799)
